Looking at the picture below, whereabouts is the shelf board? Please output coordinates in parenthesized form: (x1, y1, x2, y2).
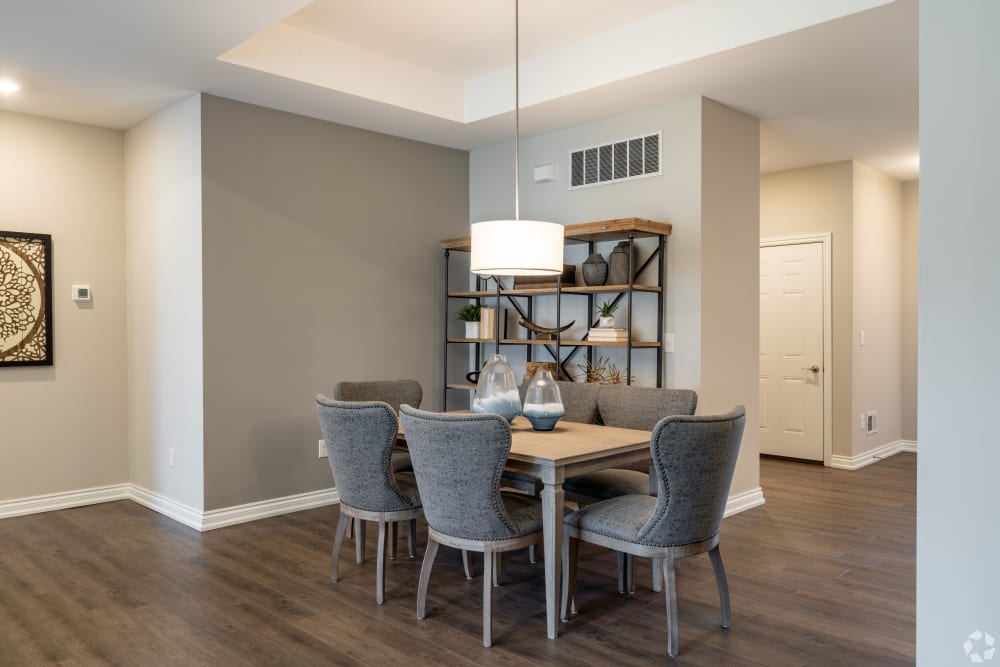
(448, 284, 661, 298)
(441, 218, 671, 251)
(448, 338, 660, 348)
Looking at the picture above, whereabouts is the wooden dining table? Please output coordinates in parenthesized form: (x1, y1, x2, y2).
(483, 415, 652, 639)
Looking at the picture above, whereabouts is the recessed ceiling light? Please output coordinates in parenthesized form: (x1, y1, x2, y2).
(0, 78, 21, 94)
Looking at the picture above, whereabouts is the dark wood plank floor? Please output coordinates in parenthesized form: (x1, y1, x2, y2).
(0, 454, 915, 666)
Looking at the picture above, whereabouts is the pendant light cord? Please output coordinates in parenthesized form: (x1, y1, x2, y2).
(514, 0, 520, 221)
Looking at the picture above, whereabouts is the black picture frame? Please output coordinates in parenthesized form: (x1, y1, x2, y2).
(0, 231, 54, 367)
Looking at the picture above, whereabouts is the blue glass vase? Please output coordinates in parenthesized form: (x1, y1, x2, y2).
(522, 369, 565, 431)
(472, 354, 522, 423)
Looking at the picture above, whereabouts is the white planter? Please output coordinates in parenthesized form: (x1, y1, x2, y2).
(598, 316, 616, 328)
(465, 321, 481, 338)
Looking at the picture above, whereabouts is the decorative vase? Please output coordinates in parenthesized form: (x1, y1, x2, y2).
(521, 369, 565, 431)
(581, 253, 608, 286)
(472, 354, 522, 423)
(608, 241, 633, 285)
(465, 321, 480, 338)
(598, 315, 615, 328)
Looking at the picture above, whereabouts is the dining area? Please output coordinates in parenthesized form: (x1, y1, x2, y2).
(316, 376, 746, 658)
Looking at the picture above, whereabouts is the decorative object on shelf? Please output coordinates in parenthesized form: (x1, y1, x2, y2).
(582, 253, 608, 286)
(608, 240, 633, 285)
(455, 303, 482, 339)
(479, 306, 497, 339)
(597, 300, 619, 328)
(588, 327, 628, 342)
(469, 0, 563, 290)
(523, 361, 557, 384)
(522, 369, 565, 431)
(518, 315, 576, 340)
(576, 356, 632, 385)
(472, 354, 522, 422)
(1, 231, 53, 367)
(513, 264, 575, 289)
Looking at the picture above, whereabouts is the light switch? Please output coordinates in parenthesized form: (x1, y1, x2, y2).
(664, 333, 675, 353)
(859, 330, 865, 346)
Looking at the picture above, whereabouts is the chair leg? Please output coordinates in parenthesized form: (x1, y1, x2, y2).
(482, 545, 494, 648)
(627, 554, 635, 594)
(462, 550, 473, 579)
(492, 552, 502, 587)
(407, 518, 417, 558)
(388, 521, 398, 560)
(528, 544, 537, 564)
(330, 513, 349, 582)
(346, 517, 354, 539)
(709, 545, 731, 629)
(416, 537, 439, 620)
(617, 552, 628, 594)
(355, 519, 366, 564)
(663, 553, 679, 658)
(561, 534, 579, 620)
(376, 519, 387, 604)
(652, 558, 662, 593)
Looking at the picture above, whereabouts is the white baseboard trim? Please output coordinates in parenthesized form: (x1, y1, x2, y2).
(128, 484, 205, 531)
(200, 487, 340, 531)
(830, 439, 918, 471)
(1, 483, 340, 532)
(0, 483, 131, 520)
(724, 486, 765, 517)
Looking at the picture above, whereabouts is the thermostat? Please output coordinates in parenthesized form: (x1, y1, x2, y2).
(71, 285, 91, 302)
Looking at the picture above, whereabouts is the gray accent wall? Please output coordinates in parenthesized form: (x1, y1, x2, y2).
(200, 96, 469, 510)
(469, 96, 760, 498)
(0, 110, 128, 502)
(918, 1, 999, 662)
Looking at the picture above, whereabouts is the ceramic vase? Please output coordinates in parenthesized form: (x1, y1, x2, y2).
(465, 321, 480, 338)
(598, 315, 616, 328)
(472, 354, 522, 422)
(582, 253, 608, 286)
(608, 241, 633, 285)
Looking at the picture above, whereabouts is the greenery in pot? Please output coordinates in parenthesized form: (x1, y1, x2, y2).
(596, 300, 619, 317)
(455, 303, 482, 322)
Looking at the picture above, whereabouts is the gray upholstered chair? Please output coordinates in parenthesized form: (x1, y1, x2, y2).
(563, 384, 698, 593)
(332, 379, 422, 551)
(315, 396, 422, 605)
(561, 407, 747, 657)
(399, 405, 544, 648)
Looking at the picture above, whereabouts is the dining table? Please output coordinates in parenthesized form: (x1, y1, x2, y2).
(447, 414, 653, 640)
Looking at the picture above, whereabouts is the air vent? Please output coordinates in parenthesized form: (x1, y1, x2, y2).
(569, 132, 661, 190)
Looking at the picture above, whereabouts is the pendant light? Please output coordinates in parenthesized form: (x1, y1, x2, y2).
(470, 0, 564, 278)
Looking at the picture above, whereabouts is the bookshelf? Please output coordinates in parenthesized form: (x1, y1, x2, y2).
(441, 218, 671, 409)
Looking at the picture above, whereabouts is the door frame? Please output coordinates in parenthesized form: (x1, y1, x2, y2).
(759, 233, 833, 466)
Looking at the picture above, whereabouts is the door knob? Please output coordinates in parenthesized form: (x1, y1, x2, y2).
(802, 365, 820, 373)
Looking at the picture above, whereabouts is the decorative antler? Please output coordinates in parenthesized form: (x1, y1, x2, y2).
(518, 316, 575, 340)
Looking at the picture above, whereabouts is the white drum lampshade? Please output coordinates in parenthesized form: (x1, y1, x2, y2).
(470, 219, 564, 276)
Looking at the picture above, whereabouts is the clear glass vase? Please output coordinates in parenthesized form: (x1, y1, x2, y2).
(521, 369, 565, 431)
(472, 354, 522, 423)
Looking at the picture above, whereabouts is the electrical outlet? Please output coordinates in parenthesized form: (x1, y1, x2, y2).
(318, 439, 328, 459)
(169, 448, 175, 469)
(664, 333, 675, 353)
(859, 330, 865, 346)
(865, 411, 879, 435)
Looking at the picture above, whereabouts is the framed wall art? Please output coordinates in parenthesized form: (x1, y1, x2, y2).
(0, 231, 53, 366)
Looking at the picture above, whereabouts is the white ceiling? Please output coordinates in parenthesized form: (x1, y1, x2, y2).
(0, 0, 918, 179)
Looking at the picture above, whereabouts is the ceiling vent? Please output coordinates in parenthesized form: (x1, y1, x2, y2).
(569, 132, 661, 190)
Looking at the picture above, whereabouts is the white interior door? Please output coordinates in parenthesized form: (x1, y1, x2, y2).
(759, 242, 824, 460)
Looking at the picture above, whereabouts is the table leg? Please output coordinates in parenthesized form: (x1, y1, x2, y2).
(541, 478, 565, 639)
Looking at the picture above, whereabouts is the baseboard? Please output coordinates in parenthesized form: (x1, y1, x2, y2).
(830, 439, 918, 471)
(1, 483, 340, 532)
(0, 483, 131, 520)
(128, 484, 204, 531)
(724, 486, 765, 517)
(200, 487, 340, 531)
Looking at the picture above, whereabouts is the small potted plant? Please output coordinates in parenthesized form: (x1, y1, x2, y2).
(596, 300, 619, 328)
(456, 303, 482, 338)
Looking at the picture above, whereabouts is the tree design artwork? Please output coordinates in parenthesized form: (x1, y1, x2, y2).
(0, 232, 52, 365)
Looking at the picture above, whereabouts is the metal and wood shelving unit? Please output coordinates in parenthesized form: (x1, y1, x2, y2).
(441, 218, 671, 409)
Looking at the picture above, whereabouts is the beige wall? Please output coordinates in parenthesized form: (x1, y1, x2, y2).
(700, 99, 761, 497)
(760, 162, 855, 456)
(470, 96, 762, 500)
(124, 95, 205, 510)
(0, 110, 128, 500)
(852, 162, 903, 454)
(200, 96, 469, 510)
(900, 180, 918, 441)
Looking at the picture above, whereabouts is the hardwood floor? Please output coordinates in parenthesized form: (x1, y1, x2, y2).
(0, 454, 915, 666)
